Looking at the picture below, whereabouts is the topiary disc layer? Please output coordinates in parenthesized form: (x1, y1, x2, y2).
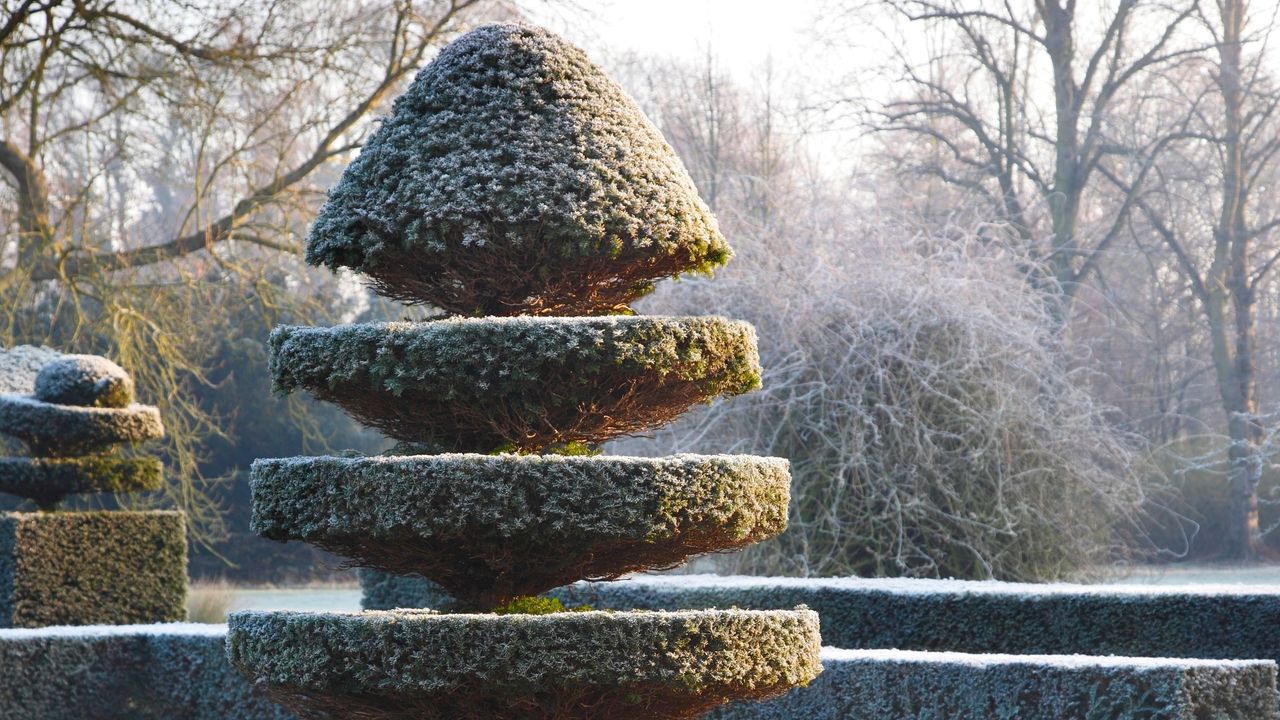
(250, 453, 790, 608)
(269, 316, 760, 452)
(0, 395, 163, 456)
(227, 607, 822, 720)
(0, 455, 163, 510)
(305, 23, 729, 317)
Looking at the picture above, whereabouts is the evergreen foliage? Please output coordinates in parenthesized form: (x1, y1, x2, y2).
(0, 456, 162, 511)
(269, 316, 760, 451)
(305, 24, 728, 317)
(227, 608, 821, 720)
(250, 453, 789, 607)
(35, 355, 134, 408)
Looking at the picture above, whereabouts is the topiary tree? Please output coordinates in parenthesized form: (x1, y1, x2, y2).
(0, 349, 186, 627)
(226, 23, 821, 720)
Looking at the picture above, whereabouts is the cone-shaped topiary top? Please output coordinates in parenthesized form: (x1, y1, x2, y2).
(305, 23, 729, 317)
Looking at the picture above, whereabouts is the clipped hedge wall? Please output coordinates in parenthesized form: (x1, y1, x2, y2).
(367, 573, 1280, 667)
(269, 316, 760, 451)
(5, 625, 1270, 719)
(0, 511, 186, 627)
(554, 575, 1280, 665)
(251, 453, 788, 608)
(0, 625, 293, 720)
(228, 607, 822, 720)
(715, 649, 1279, 720)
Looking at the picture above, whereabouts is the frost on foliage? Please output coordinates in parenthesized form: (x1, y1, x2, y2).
(267, 316, 760, 451)
(249, 453, 790, 608)
(305, 23, 729, 316)
(226, 607, 821, 720)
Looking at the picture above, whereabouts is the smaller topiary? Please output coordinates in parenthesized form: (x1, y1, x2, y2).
(0, 395, 163, 456)
(269, 316, 760, 451)
(35, 355, 134, 408)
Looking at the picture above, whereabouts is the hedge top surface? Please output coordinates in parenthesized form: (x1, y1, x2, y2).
(35, 355, 134, 408)
(269, 315, 760, 450)
(821, 648, 1275, 670)
(0, 621, 228, 640)
(304, 23, 729, 316)
(585, 572, 1280, 598)
(227, 607, 821, 696)
(250, 453, 789, 607)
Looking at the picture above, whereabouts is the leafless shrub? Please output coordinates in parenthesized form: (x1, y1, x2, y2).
(625, 228, 1151, 581)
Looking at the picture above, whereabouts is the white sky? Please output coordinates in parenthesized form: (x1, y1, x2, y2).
(531, 0, 829, 80)
(528, 1, 862, 170)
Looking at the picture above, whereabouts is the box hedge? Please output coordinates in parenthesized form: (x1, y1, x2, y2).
(4, 625, 1271, 719)
(367, 572, 1280, 666)
(714, 649, 1279, 720)
(269, 316, 760, 451)
(0, 625, 293, 720)
(0, 511, 186, 627)
(251, 453, 789, 608)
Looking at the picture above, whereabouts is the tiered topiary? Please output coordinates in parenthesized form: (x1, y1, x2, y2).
(0, 350, 186, 627)
(227, 23, 821, 720)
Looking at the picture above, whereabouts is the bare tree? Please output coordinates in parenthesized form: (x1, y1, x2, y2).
(0, 0, 505, 537)
(1109, 0, 1280, 560)
(846, 0, 1205, 321)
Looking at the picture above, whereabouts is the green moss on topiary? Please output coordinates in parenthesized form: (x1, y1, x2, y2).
(491, 596, 590, 615)
(305, 23, 729, 317)
(0, 455, 163, 510)
(226, 607, 822, 720)
(0, 395, 163, 456)
(268, 316, 760, 451)
(250, 453, 788, 608)
(0, 511, 187, 628)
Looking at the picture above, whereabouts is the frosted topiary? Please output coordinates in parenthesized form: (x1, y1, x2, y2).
(250, 453, 790, 608)
(0, 353, 184, 628)
(227, 608, 822, 720)
(269, 316, 760, 451)
(35, 355, 134, 408)
(233, 22, 817, 720)
(305, 23, 729, 316)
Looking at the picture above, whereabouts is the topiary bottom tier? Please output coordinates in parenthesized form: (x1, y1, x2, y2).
(227, 607, 822, 720)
